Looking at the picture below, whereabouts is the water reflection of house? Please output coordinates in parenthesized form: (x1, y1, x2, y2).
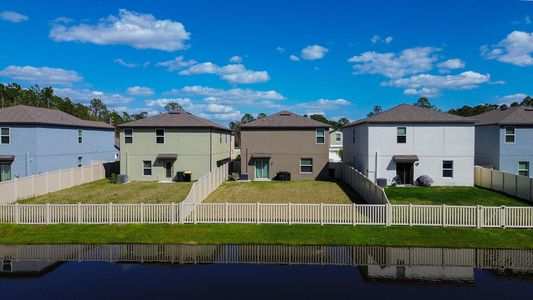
(0, 259, 63, 279)
(360, 265, 475, 284)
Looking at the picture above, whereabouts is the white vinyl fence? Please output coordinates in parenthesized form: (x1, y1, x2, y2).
(0, 163, 106, 204)
(1, 202, 531, 228)
(331, 162, 389, 204)
(475, 166, 533, 203)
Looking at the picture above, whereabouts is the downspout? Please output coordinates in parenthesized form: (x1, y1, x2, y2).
(374, 150, 379, 182)
(209, 128, 213, 172)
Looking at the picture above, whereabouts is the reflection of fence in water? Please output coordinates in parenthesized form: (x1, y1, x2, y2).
(1, 244, 532, 270)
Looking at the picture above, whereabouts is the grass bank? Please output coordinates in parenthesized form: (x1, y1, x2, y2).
(386, 186, 530, 206)
(0, 224, 531, 249)
(19, 179, 193, 204)
(205, 180, 363, 204)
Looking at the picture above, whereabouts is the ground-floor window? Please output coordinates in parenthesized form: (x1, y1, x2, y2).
(77, 156, 83, 167)
(0, 163, 11, 182)
(300, 158, 313, 173)
(518, 161, 529, 177)
(442, 160, 453, 178)
(143, 161, 152, 176)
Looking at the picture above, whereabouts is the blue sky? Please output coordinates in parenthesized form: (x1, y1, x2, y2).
(1, 0, 532, 124)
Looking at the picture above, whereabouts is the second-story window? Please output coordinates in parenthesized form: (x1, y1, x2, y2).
(336, 132, 342, 142)
(1, 128, 10, 144)
(77, 129, 83, 144)
(316, 128, 325, 144)
(124, 129, 133, 144)
(505, 127, 515, 144)
(397, 127, 407, 144)
(156, 129, 165, 144)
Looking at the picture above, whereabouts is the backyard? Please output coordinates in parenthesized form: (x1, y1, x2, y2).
(18, 179, 193, 204)
(205, 180, 364, 204)
(386, 186, 531, 206)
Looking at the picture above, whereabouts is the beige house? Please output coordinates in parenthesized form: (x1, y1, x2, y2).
(240, 111, 330, 180)
(118, 111, 231, 181)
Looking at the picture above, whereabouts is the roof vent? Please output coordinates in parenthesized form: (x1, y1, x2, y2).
(280, 113, 291, 116)
(525, 107, 533, 111)
(500, 106, 509, 110)
(169, 111, 181, 114)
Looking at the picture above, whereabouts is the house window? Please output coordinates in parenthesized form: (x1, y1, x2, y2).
(220, 133, 222, 143)
(397, 127, 407, 143)
(336, 132, 342, 142)
(77, 156, 83, 167)
(505, 127, 515, 144)
(1, 128, 10, 144)
(156, 129, 165, 144)
(316, 128, 325, 144)
(300, 158, 313, 173)
(143, 161, 152, 176)
(518, 162, 529, 177)
(124, 129, 133, 144)
(442, 160, 453, 178)
(225, 134, 228, 143)
(0, 163, 11, 182)
(77, 129, 83, 144)
(352, 129, 355, 143)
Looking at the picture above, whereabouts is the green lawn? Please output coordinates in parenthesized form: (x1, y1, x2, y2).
(386, 186, 531, 206)
(19, 179, 193, 204)
(205, 180, 363, 204)
(0, 224, 531, 249)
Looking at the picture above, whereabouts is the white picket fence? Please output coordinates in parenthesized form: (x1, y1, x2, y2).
(475, 166, 533, 203)
(0, 163, 106, 204)
(332, 162, 389, 204)
(1, 202, 531, 228)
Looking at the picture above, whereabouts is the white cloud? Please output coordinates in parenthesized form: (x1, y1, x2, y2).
(296, 98, 351, 111)
(155, 56, 197, 71)
(143, 97, 240, 121)
(348, 47, 440, 78)
(206, 103, 235, 113)
(0, 11, 28, 23)
(500, 93, 529, 103)
(0, 65, 82, 85)
(371, 35, 393, 44)
(289, 54, 300, 61)
(300, 45, 329, 60)
(114, 58, 149, 68)
(382, 71, 491, 97)
(229, 56, 243, 63)
(54, 87, 133, 106)
(127, 86, 154, 96)
(482, 31, 533, 66)
(49, 9, 190, 51)
(276, 46, 285, 53)
(145, 97, 192, 109)
(437, 58, 465, 70)
(168, 85, 285, 105)
(179, 62, 269, 84)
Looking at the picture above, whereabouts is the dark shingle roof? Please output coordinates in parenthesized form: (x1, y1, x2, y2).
(474, 106, 533, 126)
(345, 104, 474, 127)
(240, 110, 330, 128)
(118, 111, 231, 131)
(0, 105, 114, 129)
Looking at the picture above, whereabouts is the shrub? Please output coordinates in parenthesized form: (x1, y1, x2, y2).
(109, 173, 118, 184)
(229, 172, 240, 181)
(416, 175, 434, 187)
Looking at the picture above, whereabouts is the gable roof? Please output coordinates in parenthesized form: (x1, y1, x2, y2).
(118, 110, 231, 131)
(0, 105, 114, 129)
(240, 110, 330, 128)
(473, 105, 533, 126)
(345, 104, 474, 127)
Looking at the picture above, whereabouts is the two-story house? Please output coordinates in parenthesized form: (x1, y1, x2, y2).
(117, 110, 231, 181)
(343, 104, 475, 186)
(240, 111, 330, 180)
(0, 105, 116, 181)
(329, 129, 343, 162)
(474, 106, 533, 176)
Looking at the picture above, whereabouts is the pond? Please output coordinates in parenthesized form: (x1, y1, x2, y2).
(1, 244, 532, 299)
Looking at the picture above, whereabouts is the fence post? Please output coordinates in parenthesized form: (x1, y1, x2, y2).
(256, 202, 260, 224)
(385, 204, 391, 226)
(288, 202, 292, 225)
(194, 204, 198, 224)
(352, 203, 356, 226)
(14, 203, 19, 224)
(108, 203, 113, 225)
(320, 203, 324, 226)
(77, 203, 81, 224)
(140, 202, 144, 224)
(500, 205, 506, 228)
(179, 202, 184, 224)
(46, 203, 50, 225)
(171, 202, 176, 224)
(442, 204, 446, 227)
(225, 202, 229, 224)
(409, 204, 413, 226)
(477, 205, 482, 228)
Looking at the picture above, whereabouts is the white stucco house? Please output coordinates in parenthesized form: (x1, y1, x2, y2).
(329, 128, 343, 162)
(342, 104, 475, 186)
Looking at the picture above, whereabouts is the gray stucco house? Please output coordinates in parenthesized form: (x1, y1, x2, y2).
(474, 106, 533, 176)
(0, 105, 117, 181)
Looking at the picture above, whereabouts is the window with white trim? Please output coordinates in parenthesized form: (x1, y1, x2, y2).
(77, 156, 83, 167)
(336, 132, 342, 142)
(352, 128, 355, 143)
(518, 161, 529, 177)
(442, 160, 453, 178)
(220, 133, 222, 143)
(143, 161, 152, 176)
(505, 127, 515, 144)
(397, 127, 406, 144)
(300, 158, 313, 173)
(156, 129, 165, 144)
(77, 129, 83, 144)
(225, 134, 228, 143)
(316, 128, 325, 144)
(1, 128, 10, 144)
(124, 129, 133, 144)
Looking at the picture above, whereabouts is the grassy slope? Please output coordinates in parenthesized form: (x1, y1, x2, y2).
(0, 224, 531, 249)
(386, 186, 531, 206)
(205, 180, 363, 204)
(19, 179, 193, 204)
